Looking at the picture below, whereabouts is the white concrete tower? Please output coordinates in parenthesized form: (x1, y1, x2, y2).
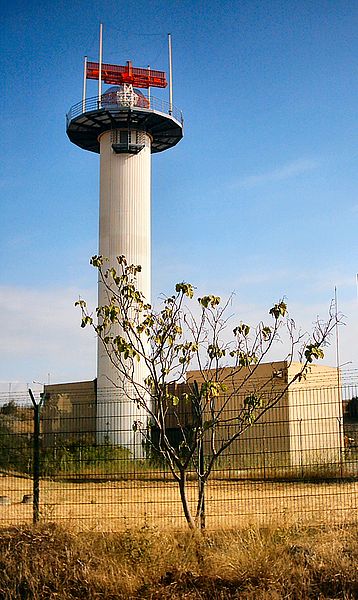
(66, 37, 183, 453)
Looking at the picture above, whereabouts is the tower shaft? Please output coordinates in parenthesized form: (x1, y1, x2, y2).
(98, 129, 151, 294)
(97, 129, 152, 451)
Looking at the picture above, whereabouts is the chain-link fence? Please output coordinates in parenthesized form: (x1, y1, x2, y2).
(0, 382, 357, 530)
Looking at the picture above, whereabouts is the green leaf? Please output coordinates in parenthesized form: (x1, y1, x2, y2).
(198, 295, 221, 308)
(201, 381, 226, 398)
(175, 282, 194, 298)
(116, 255, 127, 266)
(304, 344, 324, 363)
(244, 394, 261, 409)
(74, 299, 86, 308)
(262, 326, 272, 341)
(80, 316, 93, 328)
(237, 352, 257, 366)
(269, 301, 287, 319)
(90, 255, 107, 268)
(233, 323, 250, 337)
(207, 344, 226, 359)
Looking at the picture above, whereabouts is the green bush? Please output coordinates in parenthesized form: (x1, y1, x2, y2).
(346, 397, 358, 420)
(0, 420, 32, 474)
(40, 438, 132, 477)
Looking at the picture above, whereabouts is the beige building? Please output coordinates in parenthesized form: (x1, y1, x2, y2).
(42, 380, 96, 446)
(43, 362, 342, 469)
(184, 361, 342, 470)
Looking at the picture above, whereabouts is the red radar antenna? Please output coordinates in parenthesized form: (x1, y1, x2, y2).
(86, 60, 167, 89)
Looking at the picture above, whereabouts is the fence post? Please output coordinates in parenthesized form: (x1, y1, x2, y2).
(337, 416, 344, 478)
(298, 418, 304, 478)
(198, 438, 205, 529)
(263, 447, 267, 480)
(28, 389, 45, 525)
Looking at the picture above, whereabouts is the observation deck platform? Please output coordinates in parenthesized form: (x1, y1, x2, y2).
(66, 94, 183, 154)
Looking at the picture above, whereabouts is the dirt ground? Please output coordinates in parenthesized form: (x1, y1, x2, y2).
(0, 473, 357, 531)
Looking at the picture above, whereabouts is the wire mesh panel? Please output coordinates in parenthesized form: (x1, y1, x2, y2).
(0, 393, 34, 526)
(0, 383, 357, 530)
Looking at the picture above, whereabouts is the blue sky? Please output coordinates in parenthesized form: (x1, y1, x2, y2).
(1, 0, 358, 390)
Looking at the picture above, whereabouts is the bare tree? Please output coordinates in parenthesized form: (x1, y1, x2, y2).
(77, 255, 338, 529)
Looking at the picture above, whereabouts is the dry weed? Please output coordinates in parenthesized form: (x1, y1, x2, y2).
(0, 522, 357, 599)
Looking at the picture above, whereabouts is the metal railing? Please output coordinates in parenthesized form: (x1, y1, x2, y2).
(66, 94, 183, 128)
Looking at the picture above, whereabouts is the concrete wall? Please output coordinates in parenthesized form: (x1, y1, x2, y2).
(42, 380, 96, 446)
(185, 363, 290, 469)
(287, 363, 343, 467)
(183, 362, 342, 469)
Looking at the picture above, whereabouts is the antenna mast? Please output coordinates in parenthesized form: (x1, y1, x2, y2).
(82, 55, 88, 113)
(98, 23, 103, 108)
(168, 33, 173, 115)
(334, 286, 341, 389)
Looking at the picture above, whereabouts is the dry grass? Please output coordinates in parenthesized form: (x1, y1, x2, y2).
(0, 474, 357, 531)
(0, 522, 357, 599)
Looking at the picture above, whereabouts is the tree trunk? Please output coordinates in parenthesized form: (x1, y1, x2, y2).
(178, 470, 195, 529)
(196, 437, 206, 529)
(195, 477, 205, 529)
